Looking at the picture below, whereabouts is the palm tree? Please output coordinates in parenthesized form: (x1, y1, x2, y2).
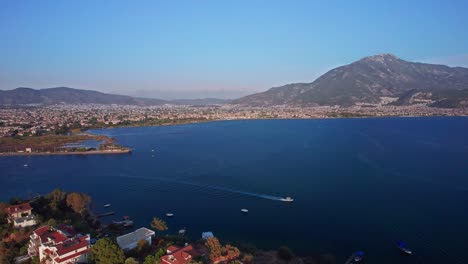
(151, 217, 168, 236)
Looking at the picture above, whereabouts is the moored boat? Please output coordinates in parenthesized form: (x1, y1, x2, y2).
(104, 204, 111, 208)
(344, 251, 364, 264)
(396, 240, 413, 255)
(166, 213, 174, 217)
(113, 219, 134, 227)
(241, 209, 249, 213)
(353, 251, 364, 262)
(113, 216, 133, 227)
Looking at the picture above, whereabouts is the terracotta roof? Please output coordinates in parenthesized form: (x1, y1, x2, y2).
(57, 225, 77, 237)
(55, 235, 90, 255)
(167, 245, 181, 253)
(54, 248, 89, 263)
(6, 203, 32, 215)
(161, 245, 194, 264)
(33, 226, 51, 237)
(33, 226, 67, 244)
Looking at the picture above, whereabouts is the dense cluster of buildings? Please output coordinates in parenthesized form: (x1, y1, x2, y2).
(28, 225, 91, 264)
(4, 202, 202, 264)
(1, 103, 467, 137)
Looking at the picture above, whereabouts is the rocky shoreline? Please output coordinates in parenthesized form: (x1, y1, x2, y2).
(0, 148, 132, 156)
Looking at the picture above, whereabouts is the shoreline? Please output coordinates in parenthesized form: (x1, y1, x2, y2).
(0, 148, 131, 157)
(86, 114, 468, 131)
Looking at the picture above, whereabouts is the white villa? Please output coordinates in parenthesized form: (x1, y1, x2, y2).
(116, 227, 155, 251)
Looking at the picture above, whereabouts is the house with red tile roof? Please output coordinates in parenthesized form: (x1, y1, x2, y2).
(161, 244, 196, 264)
(5, 202, 37, 228)
(28, 225, 91, 264)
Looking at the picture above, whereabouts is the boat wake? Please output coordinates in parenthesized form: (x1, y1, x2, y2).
(115, 174, 284, 201)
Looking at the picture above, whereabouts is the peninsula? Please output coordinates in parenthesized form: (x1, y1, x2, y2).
(0, 133, 131, 156)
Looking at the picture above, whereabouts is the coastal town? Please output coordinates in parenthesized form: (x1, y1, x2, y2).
(1, 103, 467, 138)
(0, 190, 306, 264)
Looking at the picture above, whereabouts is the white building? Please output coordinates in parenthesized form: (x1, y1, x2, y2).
(116, 227, 155, 251)
(28, 225, 91, 264)
(5, 202, 37, 228)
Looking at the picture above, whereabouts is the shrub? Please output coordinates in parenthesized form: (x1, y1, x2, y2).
(277, 246, 294, 261)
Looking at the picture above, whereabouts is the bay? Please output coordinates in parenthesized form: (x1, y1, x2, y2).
(1, 117, 468, 263)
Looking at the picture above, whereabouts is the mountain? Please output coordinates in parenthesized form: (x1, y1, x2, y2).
(0, 87, 232, 106)
(232, 54, 468, 107)
(170, 98, 231, 105)
(0, 87, 169, 105)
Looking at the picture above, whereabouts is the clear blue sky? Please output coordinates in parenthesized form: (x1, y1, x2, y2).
(1, 0, 468, 99)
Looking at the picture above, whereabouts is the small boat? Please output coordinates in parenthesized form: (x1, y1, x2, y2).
(179, 228, 186, 234)
(241, 209, 249, 213)
(113, 216, 134, 227)
(23, 164, 28, 167)
(344, 251, 364, 264)
(151, 149, 155, 152)
(353, 251, 365, 262)
(396, 240, 413, 255)
(166, 213, 174, 217)
(280, 197, 294, 202)
(104, 204, 111, 208)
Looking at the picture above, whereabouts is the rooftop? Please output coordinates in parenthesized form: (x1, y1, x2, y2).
(116, 227, 155, 249)
(161, 245, 195, 264)
(6, 202, 32, 215)
(13, 214, 35, 224)
(55, 235, 90, 255)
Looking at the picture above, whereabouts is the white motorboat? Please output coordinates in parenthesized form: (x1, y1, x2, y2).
(241, 209, 249, 213)
(280, 197, 294, 202)
(166, 213, 174, 217)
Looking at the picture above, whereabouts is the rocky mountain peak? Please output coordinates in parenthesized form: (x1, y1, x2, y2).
(232, 53, 468, 107)
(359, 53, 400, 63)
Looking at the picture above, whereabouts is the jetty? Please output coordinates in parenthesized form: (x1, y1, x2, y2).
(97, 212, 115, 218)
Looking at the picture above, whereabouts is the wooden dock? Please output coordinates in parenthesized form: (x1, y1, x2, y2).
(97, 212, 115, 218)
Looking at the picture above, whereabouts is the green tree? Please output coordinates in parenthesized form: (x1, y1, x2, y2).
(30, 256, 40, 264)
(47, 188, 67, 211)
(90, 238, 125, 264)
(66, 192, 91, 215)
(47, 219, 57, 228)
(125, 257, 139, 264)
(155, 248, 165, 260)
(150, 217, 168, 236)
(143, 255, 157, 264)
(277, 246, 294, 261)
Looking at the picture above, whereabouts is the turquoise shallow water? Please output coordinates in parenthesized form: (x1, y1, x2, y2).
(1, 117, 468, 263)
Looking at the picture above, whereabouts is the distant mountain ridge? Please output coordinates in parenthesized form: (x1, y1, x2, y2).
(232, 54, 468, 108)
(0, 87, 229, 106)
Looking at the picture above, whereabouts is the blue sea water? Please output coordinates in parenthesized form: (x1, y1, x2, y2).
(1, 118, 468, 263)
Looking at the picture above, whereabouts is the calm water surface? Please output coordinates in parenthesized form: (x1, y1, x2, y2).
(1, 118, 468, 263)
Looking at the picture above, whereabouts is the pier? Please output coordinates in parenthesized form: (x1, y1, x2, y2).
(97, 212, 115, 218)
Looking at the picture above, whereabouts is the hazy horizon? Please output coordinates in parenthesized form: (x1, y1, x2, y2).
(1, 0, 468, 99)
